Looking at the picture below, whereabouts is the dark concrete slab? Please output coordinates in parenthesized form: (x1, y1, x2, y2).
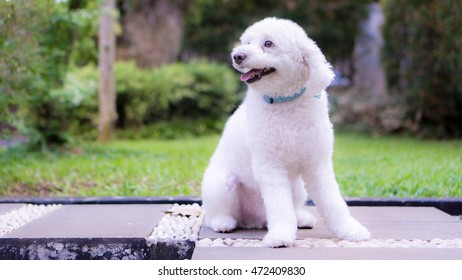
(0, 204, 25, 215)
(0, 238, 151, 260)
(192, 247, 462, 260)
(4, 204, 168, 238)
(0, 238, 195, 260)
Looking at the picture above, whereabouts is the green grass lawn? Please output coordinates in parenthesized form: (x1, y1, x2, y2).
(333, 134, 461, 197)
(0, 133, 461, 197)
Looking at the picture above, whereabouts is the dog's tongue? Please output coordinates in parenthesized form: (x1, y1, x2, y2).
(240, 69, 263, 82)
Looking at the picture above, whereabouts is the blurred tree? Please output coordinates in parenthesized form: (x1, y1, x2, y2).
(98, 0, 117, 142)
(116, 0, 193, 68)
(283, 0, 371, 67)
(183, 0, 370, 67)
(183, 0, 279, 61)
(0, 0, 99, 148)
(382, 0, 462, 138)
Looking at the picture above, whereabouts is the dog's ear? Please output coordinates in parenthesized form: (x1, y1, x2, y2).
(298, 38, 335, 94)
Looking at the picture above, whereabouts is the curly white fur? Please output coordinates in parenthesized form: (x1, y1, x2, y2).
(201, 17, 370, 247)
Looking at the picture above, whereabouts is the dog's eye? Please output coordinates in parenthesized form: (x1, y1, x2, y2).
(264, 40, 274, 48)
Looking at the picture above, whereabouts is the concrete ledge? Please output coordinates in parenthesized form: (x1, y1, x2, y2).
(0, 196, 201, 205)
(1, 197, 460, 215)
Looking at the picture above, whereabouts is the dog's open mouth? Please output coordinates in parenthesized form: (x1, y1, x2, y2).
(240, 67, 276, 84)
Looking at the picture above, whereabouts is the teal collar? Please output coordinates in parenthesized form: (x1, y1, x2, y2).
(263, 86, 312, 104)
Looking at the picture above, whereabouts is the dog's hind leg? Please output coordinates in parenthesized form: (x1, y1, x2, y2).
(292, 177, 316, 229)
(201, 165, 239, 233)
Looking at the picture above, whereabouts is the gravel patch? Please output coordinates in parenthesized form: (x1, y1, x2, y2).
(147, 203, 205, 242)
(197, 237, 462, 248)
(0, 204, 62, 236)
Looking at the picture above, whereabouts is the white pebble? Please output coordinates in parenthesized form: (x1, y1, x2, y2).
(430, 238, 443, 245)
(197, 238, 212, 246)
(212, 238, 226, 246)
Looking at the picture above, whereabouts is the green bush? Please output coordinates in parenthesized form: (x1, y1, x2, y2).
(382, 0, 462, 138)
(115, 118, 226, 140)
(55, 60, 241, 139)
(116, 60, 241, 128)
(50, 65, 99, 138)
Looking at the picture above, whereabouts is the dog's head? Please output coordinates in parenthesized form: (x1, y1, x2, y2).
(231, 17, 334, 96)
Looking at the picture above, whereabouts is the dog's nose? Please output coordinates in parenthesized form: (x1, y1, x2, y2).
(233, 52, 247, 65)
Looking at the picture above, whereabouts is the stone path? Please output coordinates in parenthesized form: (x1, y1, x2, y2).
(1, 203, 461, 260)
(195, 206, 462, 260)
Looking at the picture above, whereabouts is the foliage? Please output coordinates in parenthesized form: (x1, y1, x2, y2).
(184, 0, 370, 62)
(115, 118, 226, 140)
(116, 60, 240, 126)
(68, 1, 100, 66)
(53, 60, 240, 138)
(0, 0, 99, 148)
(382, 0, 462, 138)
(1, 134, 460, 197)
(50, 64, 99, 139)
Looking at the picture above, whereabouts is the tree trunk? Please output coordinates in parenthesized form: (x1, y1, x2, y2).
(117, 0, 186, 68)
(353, 3, 387, 100)
(98, 0, 117, 142)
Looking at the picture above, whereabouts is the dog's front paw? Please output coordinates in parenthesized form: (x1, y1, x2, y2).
(296, 209, 316, 229)
(207, 215, 238, 233)
(331, 218, 371, 242)
(262, 229, 296, 248)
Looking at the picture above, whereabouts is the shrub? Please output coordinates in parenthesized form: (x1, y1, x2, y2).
(115, 118, 226, 140)
(55, 60, 241, 139)
(50, 65, 99, 139)
(115, 60, 241, 128)
(382, 0, 462, 138)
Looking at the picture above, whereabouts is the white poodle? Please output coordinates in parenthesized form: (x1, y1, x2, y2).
(201, 17, 370, 247)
